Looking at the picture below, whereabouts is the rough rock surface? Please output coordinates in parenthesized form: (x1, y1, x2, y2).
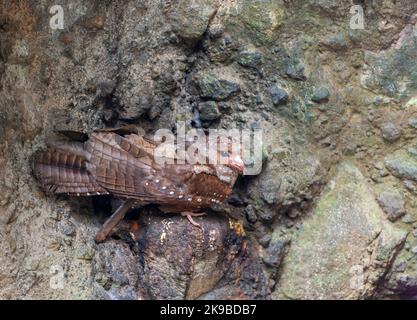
(1, 0, 417, 300)
(276, 162, 407, 300)
(377, 190, 406, 222)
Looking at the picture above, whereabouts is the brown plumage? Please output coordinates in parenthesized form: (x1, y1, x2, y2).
(33, 127, 244, 242)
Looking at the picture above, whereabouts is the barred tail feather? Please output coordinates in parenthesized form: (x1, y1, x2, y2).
(33, 144, 108, 196)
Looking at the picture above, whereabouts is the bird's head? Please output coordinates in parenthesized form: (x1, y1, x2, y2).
(220, 150, 245, 174)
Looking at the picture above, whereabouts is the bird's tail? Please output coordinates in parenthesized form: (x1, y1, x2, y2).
(32, 141, 108, 196)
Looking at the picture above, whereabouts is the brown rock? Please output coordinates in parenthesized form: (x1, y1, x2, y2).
(134, 209, 243, 299)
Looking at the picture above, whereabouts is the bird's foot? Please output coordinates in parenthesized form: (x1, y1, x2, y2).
(181, 211, 206, 229)
(94, 199, 135, 243)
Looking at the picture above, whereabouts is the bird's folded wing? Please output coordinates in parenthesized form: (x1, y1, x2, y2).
(85, 132, 154, 198)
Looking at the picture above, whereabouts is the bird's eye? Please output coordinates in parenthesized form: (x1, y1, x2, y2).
(221, 151, 229, 157)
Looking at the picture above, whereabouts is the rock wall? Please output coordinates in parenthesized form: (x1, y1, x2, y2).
(1, 0, 417, 299)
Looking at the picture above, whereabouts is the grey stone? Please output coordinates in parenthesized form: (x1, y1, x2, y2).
(343, 142, 358, 155)
(286, 63, 306, 81)
(259, 234, 271, 248)
(393, 261, 407, 273)
(196, 74, 240, 101)
(255, 94, 263, 105)
(93, 241, 140, 300)
(402, 214, 417, 224)
(257, 208, 275, 222)
(381, 122, 402, 142)
(408, 118, 417, 129)
(168, 0, 217, 42)
(207, 23, 225, 39)
(269, 85, 289, 106)
(311, 87, 330, 103)
(396, 274, 417, 298)
(237, 51, 263, 68)
(206, 35, 238, 63)
(377, 190, 406, 222)
(244, 205, 258, 223)
(262, 240, 288, 268)
(379, 169, 389, 177)
(287, 208, 301, 219)
(404, 180, 417, 193)
(227, 194, 244, 206)
(260, 190, 278, 205)
(58, 220, 76, 237)
(406, 147, 417, 158)
(323, 32, 347, 51)
(385, 150, 417, 181)
(198, 101, 221, 121)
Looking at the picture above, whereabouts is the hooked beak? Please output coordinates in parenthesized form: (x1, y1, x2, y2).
(227, 156, 245, 174)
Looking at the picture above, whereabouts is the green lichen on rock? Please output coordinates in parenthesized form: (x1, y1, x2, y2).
(275, 162, 407, 300)
(385, 149, 417, 182)
(224, 0, 285, 45)
(311, 87, 330, 103)
(248, 121, 323, 209)
(237, 51, 263, 68)
(169, 0, 218, 41)
(198, 101, 221, 121)
(361, 25, 417, 100)
(239, 0, 284, 44)
(195, 74, 240, 101)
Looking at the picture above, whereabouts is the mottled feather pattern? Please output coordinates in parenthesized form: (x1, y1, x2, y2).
(33, 129, 241, 214)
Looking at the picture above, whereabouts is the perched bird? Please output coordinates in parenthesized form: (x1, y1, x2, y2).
(33, 127, 245, 242)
